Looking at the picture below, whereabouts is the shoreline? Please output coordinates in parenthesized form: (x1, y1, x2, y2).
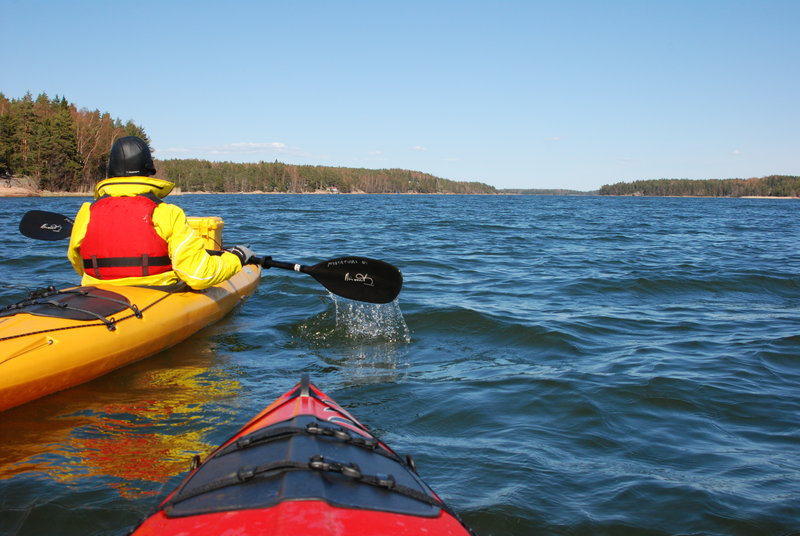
(1, 186, 798, 199)
(1, 188, 497, 197)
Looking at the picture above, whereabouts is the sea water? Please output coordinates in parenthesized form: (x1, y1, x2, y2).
(0, 194, 798, 535)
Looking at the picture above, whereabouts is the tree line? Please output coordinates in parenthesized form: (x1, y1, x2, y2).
(0, 92, 150, 191)
(156, 159, 495, 194)
(1, 92, 495, 195)
(599, 176, 800, 197)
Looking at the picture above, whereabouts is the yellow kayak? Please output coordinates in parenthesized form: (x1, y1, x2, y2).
(0, 264, 260, 413)
(6, 212, 403, 414)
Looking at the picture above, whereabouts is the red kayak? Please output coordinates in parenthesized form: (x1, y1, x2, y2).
(131, 375, 474, 535)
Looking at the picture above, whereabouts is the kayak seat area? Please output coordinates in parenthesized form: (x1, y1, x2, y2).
(163, 415, 443, 519)
(0, 286, 141, 322)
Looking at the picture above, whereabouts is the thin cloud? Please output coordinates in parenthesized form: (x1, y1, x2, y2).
(209, 142, 287, 154)
(731, 148, 742, 156)
(413, 145, 427, 151)
(158, 141, 309, 160)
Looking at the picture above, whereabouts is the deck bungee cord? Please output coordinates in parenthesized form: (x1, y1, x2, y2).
(130, 375, 476, 535)
(0, 284, 183, 341)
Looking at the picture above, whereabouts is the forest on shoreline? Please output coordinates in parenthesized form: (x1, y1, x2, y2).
(2, 93, 796, 198)
(157, 159, 495, 194)
(0, 92, 149, 191)
(599, 176, 800, 197)
(0, 92, 494, 195)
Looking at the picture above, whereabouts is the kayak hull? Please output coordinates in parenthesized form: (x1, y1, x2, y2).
(131, 376, 474, 535)
(135, 500, 473, 535)
(0, 265, 261, 412)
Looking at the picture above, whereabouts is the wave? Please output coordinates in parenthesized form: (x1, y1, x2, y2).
(559, 272, 800, 299)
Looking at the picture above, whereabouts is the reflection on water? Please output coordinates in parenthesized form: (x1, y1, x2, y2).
(0, 353, 241, 499)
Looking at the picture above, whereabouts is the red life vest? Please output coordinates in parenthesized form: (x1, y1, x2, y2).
(80, 195, 172, 279)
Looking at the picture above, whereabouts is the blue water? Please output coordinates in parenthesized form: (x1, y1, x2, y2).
(0, 194, 798, 535)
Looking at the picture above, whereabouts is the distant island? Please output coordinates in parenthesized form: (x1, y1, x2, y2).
(599, 176, 800, 198)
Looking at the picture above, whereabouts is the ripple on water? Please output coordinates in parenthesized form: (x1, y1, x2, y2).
(1, 196, 799, 535)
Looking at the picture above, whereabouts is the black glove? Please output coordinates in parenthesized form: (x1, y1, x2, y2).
(227, 245, 256, 265)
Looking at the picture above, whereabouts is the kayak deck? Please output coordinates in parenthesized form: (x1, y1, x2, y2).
(131, 375, 474, 535)
(0, 264, 261, 412)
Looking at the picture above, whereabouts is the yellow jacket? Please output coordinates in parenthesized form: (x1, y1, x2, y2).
(68, 176, 243, 290)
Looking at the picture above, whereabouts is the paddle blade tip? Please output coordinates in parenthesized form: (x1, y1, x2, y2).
(311, 256, 403, 304)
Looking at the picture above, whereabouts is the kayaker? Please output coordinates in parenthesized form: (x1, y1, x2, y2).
(67, 136, 255, 290)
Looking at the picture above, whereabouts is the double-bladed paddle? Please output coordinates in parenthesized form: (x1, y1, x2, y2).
(18, 210, 402, 304)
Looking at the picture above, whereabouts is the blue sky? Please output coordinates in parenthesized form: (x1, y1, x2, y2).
(2, 0, 798, 190)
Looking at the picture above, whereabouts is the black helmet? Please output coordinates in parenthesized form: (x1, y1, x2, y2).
(107, 136, 156, 178)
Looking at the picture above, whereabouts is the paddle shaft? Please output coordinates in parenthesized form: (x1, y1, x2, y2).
(258, 257, 310, 274)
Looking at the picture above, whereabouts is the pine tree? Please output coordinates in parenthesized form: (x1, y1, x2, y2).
(38, 97, 81, 190)
(0, 93, 150, 191)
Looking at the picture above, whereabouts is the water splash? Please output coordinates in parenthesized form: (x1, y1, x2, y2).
(292, 297, 412, 384)
(294, 297, 411, 346)
(331, 296, 411, 343)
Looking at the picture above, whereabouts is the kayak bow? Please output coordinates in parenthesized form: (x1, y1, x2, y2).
(131, 375, 474, 535)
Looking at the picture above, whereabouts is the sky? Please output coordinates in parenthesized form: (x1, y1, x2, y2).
(2, 0, 798, 191)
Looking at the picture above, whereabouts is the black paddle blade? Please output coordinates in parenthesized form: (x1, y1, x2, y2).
(19, 210, 74, 241)
(306, 256, 403, 304)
